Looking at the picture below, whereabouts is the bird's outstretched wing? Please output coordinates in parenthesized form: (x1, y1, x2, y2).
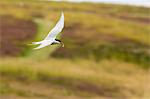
(44, 12, 64, 40)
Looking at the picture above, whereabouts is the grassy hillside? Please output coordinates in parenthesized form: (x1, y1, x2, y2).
(0, 0, 149, 67)
(0, 0, 150, 99)
(0, 58, 149, 99)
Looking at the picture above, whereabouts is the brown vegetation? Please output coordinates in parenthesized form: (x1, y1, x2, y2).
(0, 15, 37, 56)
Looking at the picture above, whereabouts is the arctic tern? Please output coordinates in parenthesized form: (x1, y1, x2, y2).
(31, 12, 64, 50)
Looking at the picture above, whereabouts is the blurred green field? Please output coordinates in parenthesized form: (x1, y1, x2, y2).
(0, 0, 150, 99)
(0, 58, 149, 99)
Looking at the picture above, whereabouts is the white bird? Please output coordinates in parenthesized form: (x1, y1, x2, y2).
(31, 12, 64, 50)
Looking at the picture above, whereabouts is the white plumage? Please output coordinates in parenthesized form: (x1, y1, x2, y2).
(31, 12, 64, 50)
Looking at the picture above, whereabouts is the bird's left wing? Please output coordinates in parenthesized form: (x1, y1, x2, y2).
(44, 12, 64, 40)
(33, 40, 53, 50)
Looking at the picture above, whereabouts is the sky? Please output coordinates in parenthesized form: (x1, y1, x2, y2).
(52, 0, 150, 7)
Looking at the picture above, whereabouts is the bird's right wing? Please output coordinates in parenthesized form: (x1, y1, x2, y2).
(33, 43, 48, 50)
(44, 12, 64, 40)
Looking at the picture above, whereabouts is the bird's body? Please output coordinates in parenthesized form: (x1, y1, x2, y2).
(31, 12, 64, 50)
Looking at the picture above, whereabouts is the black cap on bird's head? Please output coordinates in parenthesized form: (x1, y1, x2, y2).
(55, 39, 64, 47)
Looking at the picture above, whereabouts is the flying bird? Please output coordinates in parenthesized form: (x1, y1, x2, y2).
(30, 12, 64, 50)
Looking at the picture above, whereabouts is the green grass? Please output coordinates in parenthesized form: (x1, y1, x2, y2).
(0, 58, 149, 98)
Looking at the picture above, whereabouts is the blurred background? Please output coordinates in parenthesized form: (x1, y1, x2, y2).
(0, 0, 149, 99)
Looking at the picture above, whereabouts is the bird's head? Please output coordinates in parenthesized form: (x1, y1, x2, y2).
(55, 39, 64, 47)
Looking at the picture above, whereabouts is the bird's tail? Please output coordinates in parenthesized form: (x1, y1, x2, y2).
(28, 41, 43, 45)
(28, 40, 50, 50)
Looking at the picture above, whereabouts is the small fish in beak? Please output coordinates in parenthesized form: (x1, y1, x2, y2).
(61, 42, 64, 47)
